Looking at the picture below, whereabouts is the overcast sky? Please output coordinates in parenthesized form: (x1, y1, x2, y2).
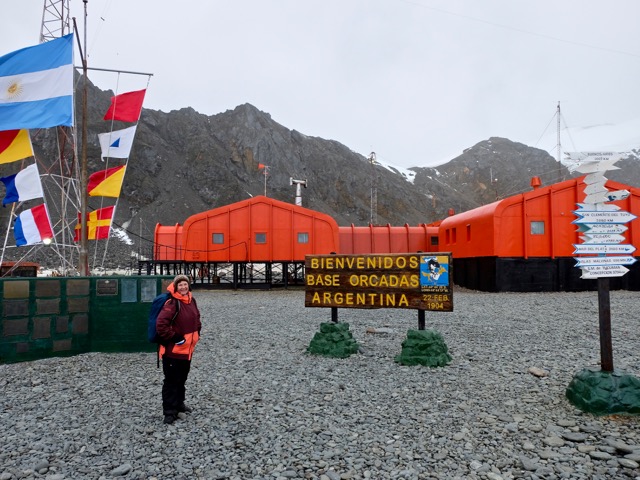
(3, 1, 640, 168)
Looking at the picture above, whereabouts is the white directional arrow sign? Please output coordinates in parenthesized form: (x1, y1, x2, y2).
(583, 182, 609, 195)
(581, 265, 630, 279)
(573, 244, 636, 255)
(606, 189, 630, 202)
(570, 159, 621, 174)
(565, 152, 625, 173)
(574, 256, 637, 267)
(583, 172, 607, 186)
(576, 202, 620, 211)
(571, 150, 634, 281)
(577, 224, 628, 234)
(565, 152, 624, 162)
(583, 192, 611, 204)
(573, 210, 637, 224)
(583, 171, 607, 185)
(580, 233, 626, 244)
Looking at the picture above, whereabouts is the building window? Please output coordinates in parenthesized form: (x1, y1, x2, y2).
(212, 233, 224, 244)
(530, 221, 545, 235)
(298, 232, 309, 244)
(255, 233, 267, 244)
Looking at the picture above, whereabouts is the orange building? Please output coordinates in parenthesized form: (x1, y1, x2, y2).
(438, 177, 640, 291)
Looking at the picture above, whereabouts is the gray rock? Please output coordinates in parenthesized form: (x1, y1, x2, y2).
(110, 464, 132, 476)
(0, 291, 639, 480)
(618, 458, 639, 469)
(543, 436, 565, 447)
(561, 432, 588, 442)
(589, 451, 613, 460)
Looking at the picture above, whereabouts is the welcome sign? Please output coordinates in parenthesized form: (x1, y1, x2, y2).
(304, 253, 453, 311)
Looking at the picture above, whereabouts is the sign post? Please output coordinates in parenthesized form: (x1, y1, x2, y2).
(305, 253, 453, 313)
(565, 151, 640, 415)
(568, 151, 637, 373)
(304, 253, 453, 365)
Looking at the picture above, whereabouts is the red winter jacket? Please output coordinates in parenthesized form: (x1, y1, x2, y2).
(157, 283, 201, 361)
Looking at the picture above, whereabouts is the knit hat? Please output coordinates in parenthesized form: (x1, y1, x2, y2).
(173, 274, 190, 290)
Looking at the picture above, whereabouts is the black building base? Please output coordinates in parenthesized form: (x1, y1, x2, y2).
(453, 257, 640, 292)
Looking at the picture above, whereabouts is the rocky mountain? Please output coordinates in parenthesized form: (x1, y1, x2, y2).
(1, 77, 639, 271)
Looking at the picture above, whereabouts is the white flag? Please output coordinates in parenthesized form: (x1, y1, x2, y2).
(98, 125, 137, 160)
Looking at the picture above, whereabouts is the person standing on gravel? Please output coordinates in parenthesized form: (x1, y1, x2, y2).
(156, 274, 201, 424)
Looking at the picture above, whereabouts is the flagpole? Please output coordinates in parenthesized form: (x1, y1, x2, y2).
(0, 204, 18, 274)
(74, 4, 89, 275)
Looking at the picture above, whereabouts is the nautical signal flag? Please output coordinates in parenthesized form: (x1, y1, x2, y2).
(0, 33, 74, 131)
(103, 89, 146, 122)
(0, 163, 44, 205)
(88, 165, 126, 197)
(74, 206, 114, 241)
(14, 203, 54, 246)
(98, 126, 136, 160)
(0, 129, 33, 164)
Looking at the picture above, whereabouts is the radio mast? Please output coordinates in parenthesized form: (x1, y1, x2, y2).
(369, 152, 377, 225)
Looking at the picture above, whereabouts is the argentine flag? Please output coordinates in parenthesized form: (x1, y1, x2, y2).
(0, 33, 74, 131)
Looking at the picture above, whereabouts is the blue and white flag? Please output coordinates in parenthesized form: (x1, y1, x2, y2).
(0, 163, 44, 205)
(0, 33, 74, 131)
(98, 125, 137, 160)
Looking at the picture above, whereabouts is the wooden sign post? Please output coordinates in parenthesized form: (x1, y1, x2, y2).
(565, 151, 640, 415)
(569, 151, 637, 372)
(305, 253, 454, 364)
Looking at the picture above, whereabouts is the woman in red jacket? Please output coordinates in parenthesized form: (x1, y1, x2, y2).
(156, 274, 201, 424)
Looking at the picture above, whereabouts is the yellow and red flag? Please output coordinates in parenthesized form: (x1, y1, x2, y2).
(0, 129, 33, 164)
(88, 165, 126, 197)
(74, 206, 114, 241)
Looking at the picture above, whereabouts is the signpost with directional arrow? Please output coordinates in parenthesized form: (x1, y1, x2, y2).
(566, 151, 636, 374)
(564, 151, 640, 416)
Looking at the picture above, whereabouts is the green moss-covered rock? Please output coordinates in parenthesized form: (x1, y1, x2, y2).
(394, 329, 451, 367)
(566, 368, 640, 416)
(307, 322, 359, 358)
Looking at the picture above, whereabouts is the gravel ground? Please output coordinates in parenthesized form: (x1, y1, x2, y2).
(1, 288, 639, 480)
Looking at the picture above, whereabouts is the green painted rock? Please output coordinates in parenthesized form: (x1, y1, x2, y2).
(394, 329, 451, 367)
(307, 322, 359, 358)
(566, 368, 640, 416)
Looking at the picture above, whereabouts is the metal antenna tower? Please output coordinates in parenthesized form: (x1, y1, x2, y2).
(35, 0, 83, 275)
(40, 0, 71, 43)
(369, 152, 377, 225)
(556, 101, 562, 181)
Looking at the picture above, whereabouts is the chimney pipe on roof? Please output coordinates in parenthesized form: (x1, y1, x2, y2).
(530, 176, 542, 189)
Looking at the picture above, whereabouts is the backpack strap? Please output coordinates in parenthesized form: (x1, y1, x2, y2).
(157, 297, 181, 368)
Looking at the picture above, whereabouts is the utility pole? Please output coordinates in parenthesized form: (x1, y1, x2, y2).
(557, 101, 562, 182)
(369, 152, 377, 225)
